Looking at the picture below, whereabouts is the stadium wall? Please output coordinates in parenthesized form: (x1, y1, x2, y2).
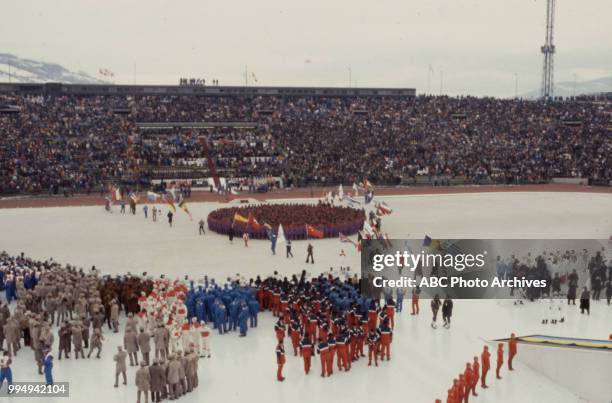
(0, 82, 415, 97)
(510, 342, 612, 403)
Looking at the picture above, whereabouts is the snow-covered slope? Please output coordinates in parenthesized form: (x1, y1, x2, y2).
(0, 53, 106, 84)
(521, 76, 612, 99)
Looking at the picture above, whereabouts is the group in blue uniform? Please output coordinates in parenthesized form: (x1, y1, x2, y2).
(184, 281, 259, 337)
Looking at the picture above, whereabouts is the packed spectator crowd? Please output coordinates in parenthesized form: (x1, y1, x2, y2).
(1, 92, 610, 194)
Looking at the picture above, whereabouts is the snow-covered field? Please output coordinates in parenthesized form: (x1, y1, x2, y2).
(1, 191, 611, 403)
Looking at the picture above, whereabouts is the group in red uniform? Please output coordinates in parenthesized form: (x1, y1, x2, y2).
(264, 274, 396, 381)
(440, 334, 518, 403)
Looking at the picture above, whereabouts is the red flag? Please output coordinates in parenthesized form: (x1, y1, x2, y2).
(305, 224, 324, 239)
(247, 212, 262, 230)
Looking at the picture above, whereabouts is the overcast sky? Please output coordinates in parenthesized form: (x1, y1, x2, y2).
(1, 0, 610, 97)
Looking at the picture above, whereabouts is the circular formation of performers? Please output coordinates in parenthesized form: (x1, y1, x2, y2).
(207, 203, 365, 240)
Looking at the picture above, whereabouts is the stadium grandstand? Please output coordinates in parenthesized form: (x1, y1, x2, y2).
(0, 82, 610, 195)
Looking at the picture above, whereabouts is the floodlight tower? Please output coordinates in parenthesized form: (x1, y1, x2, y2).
(540, 0, 556, 99)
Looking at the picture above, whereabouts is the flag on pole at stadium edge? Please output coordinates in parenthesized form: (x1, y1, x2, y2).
(129, 192, 139, 203)
(247, 212, 262, 230)
(352, 182, 359, 197)
(338, 184, 344, 200)
(305, 224, 324, 239)
(233, 212, 249, 224)
(114, 187, 122, 201)
(277, 224, 287, 246)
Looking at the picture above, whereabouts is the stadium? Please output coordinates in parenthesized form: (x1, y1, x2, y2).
(0, 1, 611, 403)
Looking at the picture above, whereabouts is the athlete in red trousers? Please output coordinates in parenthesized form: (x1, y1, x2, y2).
(451, 378, 460, 403)
(307, 313, 318, 343)
(360, 317, 369, 334)
(496, 343, 504, 379)
(336, 331, 350, 371)
(481, 345, 490, 388)
(457, 375, 466, 403)
(354, 327, 365, 359)
(256, 288, 265, 311)
(446, 388, 455, 403)
(274, 319, 285, 344)
(348, 328, 356, 362)
(276, 342, 285, 381)
(318, 322, 329, 342)
(368, 305, 378, 330)
(378, 319, 393, 361)
(299, 335, 314, 374)
(411, 288, 420, 315)
(272, 289, 281, 316)
(508, 333, 517, 370)
(280, 295, 289, 320)
(471, 356, 479, 396)
(343, 330, 352, 369)
(326, 335, 335, 375)
(385, 301, 396, 329)
(367, 329, 379, 366)
(289, 320, 301, 356)
(463, 363, 473, 403)
(316, 338, 330, 377)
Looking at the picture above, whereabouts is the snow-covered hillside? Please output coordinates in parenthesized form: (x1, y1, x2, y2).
(0, 53, 106, 84)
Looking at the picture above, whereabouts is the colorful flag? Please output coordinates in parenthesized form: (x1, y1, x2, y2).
(305, 224, 324, 239)
(114, 187, 122, 201)
(364, 191, 374, 204)
(375, 201, 392, 215)
(339, 233, 357, 246)
(352, 182, 359, 196)
(147, 191, 159, 203)
(362, 220, 374, 238)
(129, 192, 139, 203)
(163, 194, 176, 212)
(247, 213, 262, 230)
(178, 200, 193, 220)
(233, 212, 249, 224)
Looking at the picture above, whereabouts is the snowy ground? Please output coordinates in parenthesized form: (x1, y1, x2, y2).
(1, 191, 611, 403)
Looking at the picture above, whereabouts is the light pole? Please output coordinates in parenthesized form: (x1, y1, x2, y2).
(514, 73, 518, 98)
